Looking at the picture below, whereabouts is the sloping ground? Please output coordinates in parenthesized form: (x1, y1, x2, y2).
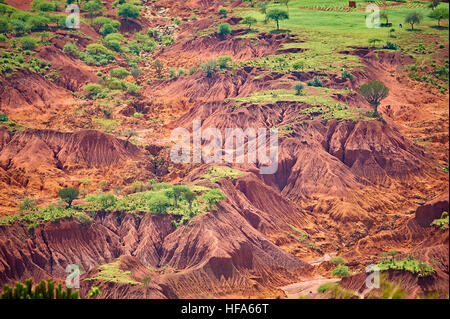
(157, 31, 299, 69)
(148, 67, 284, 103)
(0, 174, 315, 298)
(339, 195, 449, 298)
(0, 69, 74, 127)
(0, 129, 154, 214)
(37, 46, 97, 92)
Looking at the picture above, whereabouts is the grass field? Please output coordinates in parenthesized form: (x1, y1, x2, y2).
(234, 1, 449, 75)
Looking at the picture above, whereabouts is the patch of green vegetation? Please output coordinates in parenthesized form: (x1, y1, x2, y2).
(85, 260, 141, 285)
(317, 282, 356, 299)
(331, 257, 346, 265)
(317, 282, 336, 293)
(331, 265, 351, 277)
(377, 254, 435, 277)
(288, 224, 310, 243)
(431, 211, 449, 230)
(93, 118, 120, 133)
(201, 166, 245, 183)
(0, 205, 92, 229)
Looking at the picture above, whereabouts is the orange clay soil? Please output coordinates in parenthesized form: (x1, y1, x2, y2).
(0, 0, 448, 298)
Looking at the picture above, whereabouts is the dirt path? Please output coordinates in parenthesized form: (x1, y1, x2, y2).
(280, 277, 339, 299)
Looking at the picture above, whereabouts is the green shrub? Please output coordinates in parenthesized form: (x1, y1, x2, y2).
(161, 35, 174, 46)
(218, 8, 227, 18)
(63, 42, 79, 56)
(331, 265, 350, 277)
(58, 187, 79, 208)
(307, 77, 323, 87)
(117, 3, 140, 20)
(292, 60, 305, 71)
(0, 113, 8, 122)
(110, 67, 130, 79)
(218, 23, 231, 36)
(331, 257, 346, 265)
(18, 197, 37, 212)
(217, 56, 232, 70)
(0, 3, 17, 17)
(84, 83, 102, 99)
(86, 193, 117, 210)
(24, 14, 50, 32)
(0, 15, 10, 33)
(293, 82, 304, 95)
(377, 254, 435, 277)
(384, 42, 399, 50)
(125, 82, 141, 95)
(19, 36, 37, 50)
(431, 211, 449, 230)
(143, 39, 157, 52)
(201, 59, 217, 77)
(31, 0, 57, 12)
(82, 43, 115, 65)
(203, 189, 225, 211)
(169, 67, 177, 78)
(317, 282, 335, 293)
(128, 40, 141, 55)
(100, 23, 118, 36)
(93, 17, 121, 30)
(148, 194, 171, 214)
(341, 70, 354, 81)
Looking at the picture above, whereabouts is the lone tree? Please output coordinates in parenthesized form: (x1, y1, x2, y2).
(428, 0, 440, 11)
(153, 59, 163, 77)
(58, 187, 79, 208)
(172, 185, 189, 206)
(241, 16, 257, 30)
(117, 3, 140, 21)
(428, 7, 449, 27)
(266, 9, 289, 31)
(218, 22, 231, 37)
(183, 190, 196, 215)
(358, 81, 389, 117)
(405, 11, 423, 30)
(380, 11, 389, 25)
(293, 82, 304, 95)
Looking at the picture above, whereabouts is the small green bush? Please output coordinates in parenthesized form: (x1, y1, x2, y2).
(218, 23, 231, 36)
(331, 257, 346, 265)
(110, 67, 130, 79)
(31, 0, 57, 12)
(341, 70, 354, 81)
(307, 77, 323, 87)
(218, 8, 227, 18)
(19, 36, 37, 50)
(201, 59, 218, 77)
(84, 83, 102, 99)
(331, 265, 350, 277)
(293, 82, 304, 95)
(0, 113, 8, 122)
(217, 56, 232, 70)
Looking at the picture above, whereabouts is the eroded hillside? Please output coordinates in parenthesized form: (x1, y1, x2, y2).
(0, 0, 448, 299)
